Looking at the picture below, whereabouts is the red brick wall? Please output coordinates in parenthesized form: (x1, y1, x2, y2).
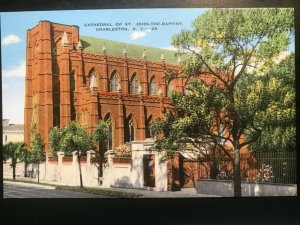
(25, 21, 182, 152)
(181, 160, 200, 188)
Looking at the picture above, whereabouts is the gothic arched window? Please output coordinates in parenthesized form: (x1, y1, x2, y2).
(70, 70, 76, 121)
(88, 68, 97, 89)
(104, 114, 113, 151)
(167, 79, 174, 97)
(149, 76, 157, 95)
(146, 116, 153, 138)
(130, 73, 138, 94)
(109, 71, 119, 92)
(125, 115, 135, 143)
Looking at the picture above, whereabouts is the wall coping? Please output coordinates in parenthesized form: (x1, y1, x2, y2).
(198, 179, 297, 187)
(131, 140, 154, 145)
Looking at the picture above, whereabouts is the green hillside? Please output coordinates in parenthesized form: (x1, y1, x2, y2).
(79, 35, 183, 64)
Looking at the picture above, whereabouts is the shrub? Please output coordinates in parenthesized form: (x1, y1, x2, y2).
(114, 144, 132, 157)
(216, 170, 232, 180)
(256, 163, 274, 182)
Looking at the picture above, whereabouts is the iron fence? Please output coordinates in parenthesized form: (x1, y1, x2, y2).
(198, 151, 297, 184)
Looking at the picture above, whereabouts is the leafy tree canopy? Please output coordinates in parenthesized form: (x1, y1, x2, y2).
(49, 126, 63, 155)
(247, 53, 295, 152)
(3, 142, 25, 163)
(173, 8, 294, 80)
(29, 132, 46, 164)
(165, 8, 295, 152)
(49, 121, 92, 156)
(3, 142, 25, 180)
(92, 120, 109, 144)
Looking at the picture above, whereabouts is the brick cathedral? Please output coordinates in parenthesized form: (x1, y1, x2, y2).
(24, 21, 195, 152)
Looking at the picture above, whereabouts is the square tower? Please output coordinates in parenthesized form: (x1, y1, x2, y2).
(24, 21, 79, 151)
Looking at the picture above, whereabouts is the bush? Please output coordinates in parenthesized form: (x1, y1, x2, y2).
(216, 170, 232, 180)
(114, 144, 132, 157)
(256, 164, 274, 182)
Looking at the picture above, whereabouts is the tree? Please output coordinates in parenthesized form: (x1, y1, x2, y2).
(153, 8, 294, 197)
(248, 54, 295, 152)
(91, 120, 109, 184)
(3, 142, 25, 180)
(49, 126, 63, 157)
(22, 149, 30, 177)
(29, 132, 46, 183)
(50, 121, 92, 188)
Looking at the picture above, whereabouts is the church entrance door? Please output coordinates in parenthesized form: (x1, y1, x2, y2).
(143, 154, 155, 187)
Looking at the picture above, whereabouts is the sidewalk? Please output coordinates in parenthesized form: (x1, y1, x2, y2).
(4, 176, 220, 198)
(101, 187, 220, 198)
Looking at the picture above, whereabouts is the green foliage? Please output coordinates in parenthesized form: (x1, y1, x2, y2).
(165, 8, 294, 151)
(49, 126, 63, 156)
(114, 144, 132, 157)
(248, 54, 295, 152)
(3, 142, 25, 164)
(3, 142, 25, 180)
(29, 133, 46, 164)
(172, 8, 294, 77)
(154, 9, 294, 196)
(48, 122, 92, 187)
(151, 112, 178, 153)
(92, 120, 109, 144)
(154, 55, 295, 154)
(152, 79, 228, 155)
(58, 121, 92, 155)
(49, 122, 93, 156)
(90, 120, 109, 182)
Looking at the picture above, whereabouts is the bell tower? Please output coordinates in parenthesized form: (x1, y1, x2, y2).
(24, 21, 79, 151)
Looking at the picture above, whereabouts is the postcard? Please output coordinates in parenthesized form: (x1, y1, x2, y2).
(2, 8, 296, 198)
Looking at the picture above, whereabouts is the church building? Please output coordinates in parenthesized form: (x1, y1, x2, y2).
(24, 21, 241, 190)
(24, 20, 189, 152)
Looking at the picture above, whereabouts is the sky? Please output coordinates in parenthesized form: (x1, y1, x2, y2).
(1, 8, 207, 124)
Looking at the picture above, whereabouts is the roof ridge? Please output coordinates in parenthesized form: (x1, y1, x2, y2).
(79, 35, 177, 52)
(79, 35, 185, 64)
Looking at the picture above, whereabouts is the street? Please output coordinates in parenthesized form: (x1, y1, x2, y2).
(4, 180, 220, 198)
(3, 181, 115, 198)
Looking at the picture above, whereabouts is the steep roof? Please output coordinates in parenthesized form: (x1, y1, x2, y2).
(79, 35, 183, 64)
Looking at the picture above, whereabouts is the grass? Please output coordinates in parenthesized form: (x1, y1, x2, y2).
(56, 186, 142, 198)
(4, 178, 59, 187)
(80, 35, 189, 64)
(4, 178, 142, 198)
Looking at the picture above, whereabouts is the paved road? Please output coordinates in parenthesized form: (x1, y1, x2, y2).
(3, 181, 115, 198)
(4, 180, 220, 198)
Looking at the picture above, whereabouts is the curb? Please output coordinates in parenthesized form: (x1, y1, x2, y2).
(4, 178, 142, 198)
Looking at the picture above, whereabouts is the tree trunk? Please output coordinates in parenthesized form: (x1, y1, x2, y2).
(77, 151, 83, 188)
(24, 150, 29, 177)
(37, 163, 40, 183)
(24, 160, 28, 177)
(12, 161, 16, 180)
(210, 160, 218, 179)
(233, 146, 241, 197)
(99, 147, 103, 177)
(210, 146, 218, 179)
(98, 142, 104, 186)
